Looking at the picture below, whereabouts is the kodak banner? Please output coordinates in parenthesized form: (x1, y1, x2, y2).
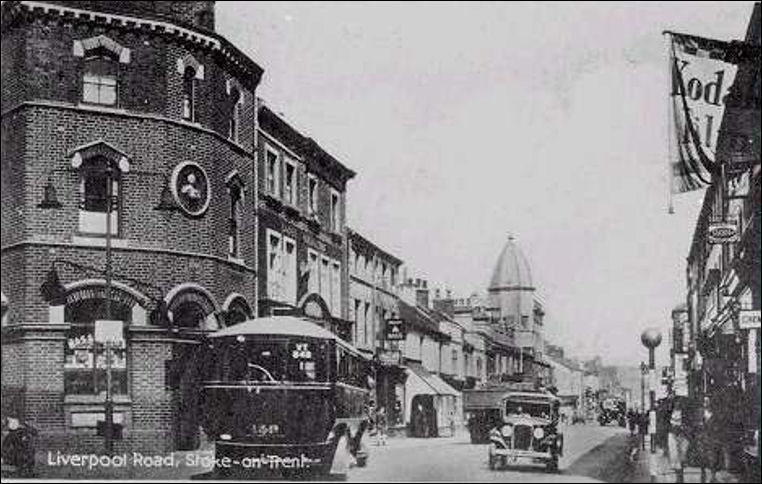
(668, 33, 738, 193)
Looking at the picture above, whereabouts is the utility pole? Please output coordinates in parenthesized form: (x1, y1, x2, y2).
(104, 161, 114, 456)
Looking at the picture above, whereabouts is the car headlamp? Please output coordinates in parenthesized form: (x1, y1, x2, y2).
(501, 425, 513, 437)
(533, 427, 544, 439)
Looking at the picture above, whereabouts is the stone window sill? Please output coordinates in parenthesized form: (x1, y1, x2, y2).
(64, 394, 132, 405)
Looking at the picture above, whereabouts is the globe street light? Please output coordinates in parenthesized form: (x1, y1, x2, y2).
(641, 327, 662, 483)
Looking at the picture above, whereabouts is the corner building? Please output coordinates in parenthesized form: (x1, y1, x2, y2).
(1, 1, 263, 453)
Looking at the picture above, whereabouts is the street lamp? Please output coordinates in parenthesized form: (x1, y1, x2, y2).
(641, 327, 662, 483)
(37, 164, 176, 454)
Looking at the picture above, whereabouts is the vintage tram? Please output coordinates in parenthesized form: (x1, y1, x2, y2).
(198, 316, 373, 479)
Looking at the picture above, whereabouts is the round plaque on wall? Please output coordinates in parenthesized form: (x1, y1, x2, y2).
(171, 161, 210, 217)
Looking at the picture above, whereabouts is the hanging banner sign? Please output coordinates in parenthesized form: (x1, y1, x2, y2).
(668, 33, 739, 193)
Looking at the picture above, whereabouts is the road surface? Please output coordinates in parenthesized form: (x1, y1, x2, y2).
(349, 424, 635, 482)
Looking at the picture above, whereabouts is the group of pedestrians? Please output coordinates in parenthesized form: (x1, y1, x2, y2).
(627, 396, 729, 483)
(665, 396, 725, 483)
(366, 402, 389, 446)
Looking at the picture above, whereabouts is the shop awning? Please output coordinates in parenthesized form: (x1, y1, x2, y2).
(405, 361, 459, 396)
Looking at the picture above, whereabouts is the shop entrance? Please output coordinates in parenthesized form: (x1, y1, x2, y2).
(410, 394, 438, 437)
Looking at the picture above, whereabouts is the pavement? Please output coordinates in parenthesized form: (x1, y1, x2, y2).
(627, 439, 743, 483)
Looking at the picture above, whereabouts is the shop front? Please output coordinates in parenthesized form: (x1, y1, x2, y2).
(404, 361, 461, 437)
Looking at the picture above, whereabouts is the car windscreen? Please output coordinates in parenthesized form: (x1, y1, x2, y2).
(213, 338, 331, 383)
(505, 399, 553, 419)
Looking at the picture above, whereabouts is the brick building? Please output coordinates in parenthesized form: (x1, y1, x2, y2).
(1, 1, 263, 453)
(347, 229, 403, 425)
(255, 104, 356, 337)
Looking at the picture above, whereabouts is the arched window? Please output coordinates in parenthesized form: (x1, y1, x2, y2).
(78, 156, 120, 235)
(64, 289, 135, 396)
(82, 50, 118, 106)
(228, 86, 242, 142)
(225, 296, 252, 326)
(167, 286, 217, 329)
(182, 66, 196, 121)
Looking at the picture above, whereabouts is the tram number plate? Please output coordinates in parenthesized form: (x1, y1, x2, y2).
(251, 424, 281, 437)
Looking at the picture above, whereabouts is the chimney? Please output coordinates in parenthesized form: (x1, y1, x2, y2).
(416, 279, 430, 308)
(416, 288, 429, 309)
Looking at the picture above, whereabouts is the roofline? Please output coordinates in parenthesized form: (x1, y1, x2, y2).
(347, 228, 404, 266)
(2, 1, 264, 90)
(258, 105, 356, 183)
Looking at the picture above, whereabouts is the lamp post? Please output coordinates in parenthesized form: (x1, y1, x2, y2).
(640, 361, 648, 450)
(641, 328, 662, 483)
(37, 163, 176, 455)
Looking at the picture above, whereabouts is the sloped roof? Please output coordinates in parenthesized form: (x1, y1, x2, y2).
(399, 300, 449, 340)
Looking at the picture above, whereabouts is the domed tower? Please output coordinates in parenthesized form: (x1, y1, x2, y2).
(487, 234, 542, 360)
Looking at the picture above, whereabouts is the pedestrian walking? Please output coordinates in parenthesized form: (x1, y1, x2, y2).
(628, 408, 637, 436)
(667, 397, 689, 483)
(638, 410, 649, 451)
(375, 406, 388, 446)
(698, 398, 723, 483)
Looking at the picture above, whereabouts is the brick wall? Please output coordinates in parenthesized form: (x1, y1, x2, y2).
(0, 112, 26, 248)
(2, 13, 255, 146)
(3, 244, 255, 325)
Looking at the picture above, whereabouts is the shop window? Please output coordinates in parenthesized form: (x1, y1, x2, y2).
(182, 66, 196, 121)
(82, 52, 118, 106)
(64, 297, 130, 396)
(78, 157, 120, 235)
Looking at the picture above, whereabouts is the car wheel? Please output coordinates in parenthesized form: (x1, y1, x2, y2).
(546, 455, 559, 473)
(488, 454, 497, 470)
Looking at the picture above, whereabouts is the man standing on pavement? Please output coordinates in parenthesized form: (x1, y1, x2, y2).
(698, 397, 723, 483)
(667, 396, 689, 483)
(376, 406, 388, 446)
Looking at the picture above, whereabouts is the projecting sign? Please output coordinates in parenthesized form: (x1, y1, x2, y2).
(739, 310, 761, 330)
(385, 319, 405, 341)
(377, 349, 402, 366)
(94, 320, 124, 344)
(707, 221, 739, 244)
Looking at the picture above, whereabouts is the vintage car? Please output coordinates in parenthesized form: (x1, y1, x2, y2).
(486, 391, 563, 472)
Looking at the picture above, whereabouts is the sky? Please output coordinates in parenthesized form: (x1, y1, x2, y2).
(217, 2, 755, 366)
